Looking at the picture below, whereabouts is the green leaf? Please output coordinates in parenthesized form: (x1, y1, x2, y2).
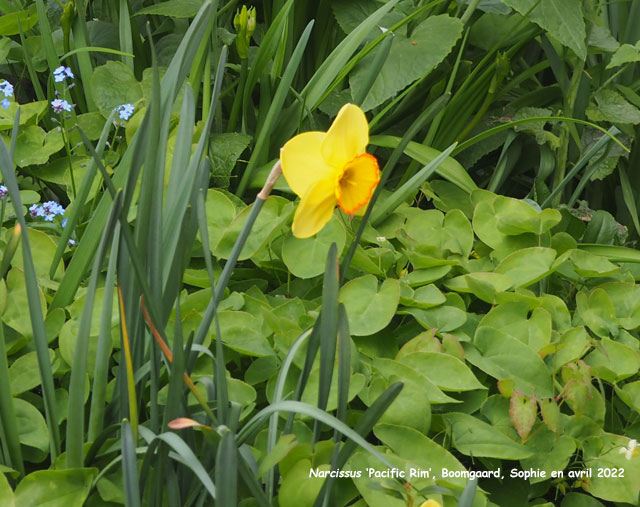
(0, 101, 47, 132)
(350, 15, 462, 111)
(2, 268, 46, 340)
(584, 338, 640, 382)
(442, 412, 533, 459)
(369, 136, 476, 194)
(0, 4, 38, 36)
(469, 326, 554, 397)
(494, 196, 562, 235)
(90, 61, 143, 117)
(214, 311, 274, 357)
(0, 472, 15, 506)
(598, 282, 640, 330)
(9, 349, 56, 395)
(472, 200, 539, 254)
(501, 0, 586, 59)
(606, 42, 640, 69)
(398, 283, 446, 309)
(520, 431, 575, 483)
(14, 397, 49, 457)
(399, 305, 467, 332)
(302, 371, 365, 412)
(479, 302, 552, 352)
(14, 468, 97, 506)
(539, 398, 562, 433)
(586, 89, 640, 125)
(257, 434, 297, 479)
(576, 288, 618, 338)
(278, 459, 328, 507)
(134, 0, 204, 18)
(339, 276, 400, 336)
(76, 113, 106, 141)
(445, 272, 513, 302)
(495, 247, 557, 288)
(282, 217, 346, 279)
(398, 352, 485, 391)
(442, 209, 474, 257)
(209, 133, 252, 189)
(374, 423, 468, 488)
(372, 357, 457, 405)
(551, 327, 590, 372)
(509, 390, 537, 439)
(513, 107, 560, 148)
(212, 196, 293, 260)
(570, 250, 619, 278)
(583, 434, 640, 503)
(13, 126, 63, 167)
(11, 227, 64, 281)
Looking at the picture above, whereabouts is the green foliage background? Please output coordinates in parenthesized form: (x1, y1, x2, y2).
(0, 0, 639, 506)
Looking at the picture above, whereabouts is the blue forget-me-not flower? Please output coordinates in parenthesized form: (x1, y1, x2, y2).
(116, 103, 135, 121)
(53, 66, 74, 82)
(29, 201, 66, 222)
(0, 80, 13, 98)
(51, 98, 73, 114)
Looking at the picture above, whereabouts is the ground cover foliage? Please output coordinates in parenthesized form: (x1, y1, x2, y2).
(0, 0, 640, 505)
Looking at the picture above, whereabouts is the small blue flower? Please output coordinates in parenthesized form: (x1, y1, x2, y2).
(0, 185, 7, 199)
(68, 238, 77, 247)
(42, 201, 65, 216)
(44, 213, 55, 222)
(29, 204, 40, 216)
(51, 98, 73, 114)
(0, 80, 13, 98)
(36, 207, 46, 217)
(116, 103, 135, 121)
(61, 218, 68, 228)
(53, 66, 74, 82)
(1, 99, 10, 110)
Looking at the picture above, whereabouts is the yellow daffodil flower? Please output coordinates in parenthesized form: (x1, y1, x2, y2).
(280, 103, 380, 238)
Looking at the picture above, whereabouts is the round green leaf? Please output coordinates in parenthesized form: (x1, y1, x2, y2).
(11, 227, 64, 281)
(2, 268, 46, 340)
(213, 196, 293, 260)
(90, 61, 143, 117)
(282, 216, 346, 279)
(442, 412, 533, 459)
(14, 468, 97, 507)
(495, 247, 557, 288)
(9, 349, 56, 395)
(339, 275, 400, 336)
(14, 398, 49, 455)
(214, 311, 274, 357)
(399, 352, 485, 392)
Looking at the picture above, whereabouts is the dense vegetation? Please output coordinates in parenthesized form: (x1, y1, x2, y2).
(1, 0, 640, 505)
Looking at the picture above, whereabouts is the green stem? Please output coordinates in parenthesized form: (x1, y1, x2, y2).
(460, 0, 481, 24)
(187, 160, 282, 372)
(227, 58, 248, 133)
(61, 117, 77, 199)
(552, 57, 586, 207)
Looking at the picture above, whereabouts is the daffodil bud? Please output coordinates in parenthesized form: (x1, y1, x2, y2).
(234, 5, 256, 59)
(61, 0, 76, 43)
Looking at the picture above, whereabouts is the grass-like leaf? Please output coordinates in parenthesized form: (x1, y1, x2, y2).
(122, 419, 141, 507)
(0, 109, 60, 460)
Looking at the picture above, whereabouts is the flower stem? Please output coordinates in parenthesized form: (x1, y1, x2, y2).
(187, 159, 281, 372)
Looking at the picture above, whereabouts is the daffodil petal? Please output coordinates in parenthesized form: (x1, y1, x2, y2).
(280, 131, 336, 198)
(292, 178, 336, 238)
(336, 153, 379, 215)
(321, 103, 369, 169)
